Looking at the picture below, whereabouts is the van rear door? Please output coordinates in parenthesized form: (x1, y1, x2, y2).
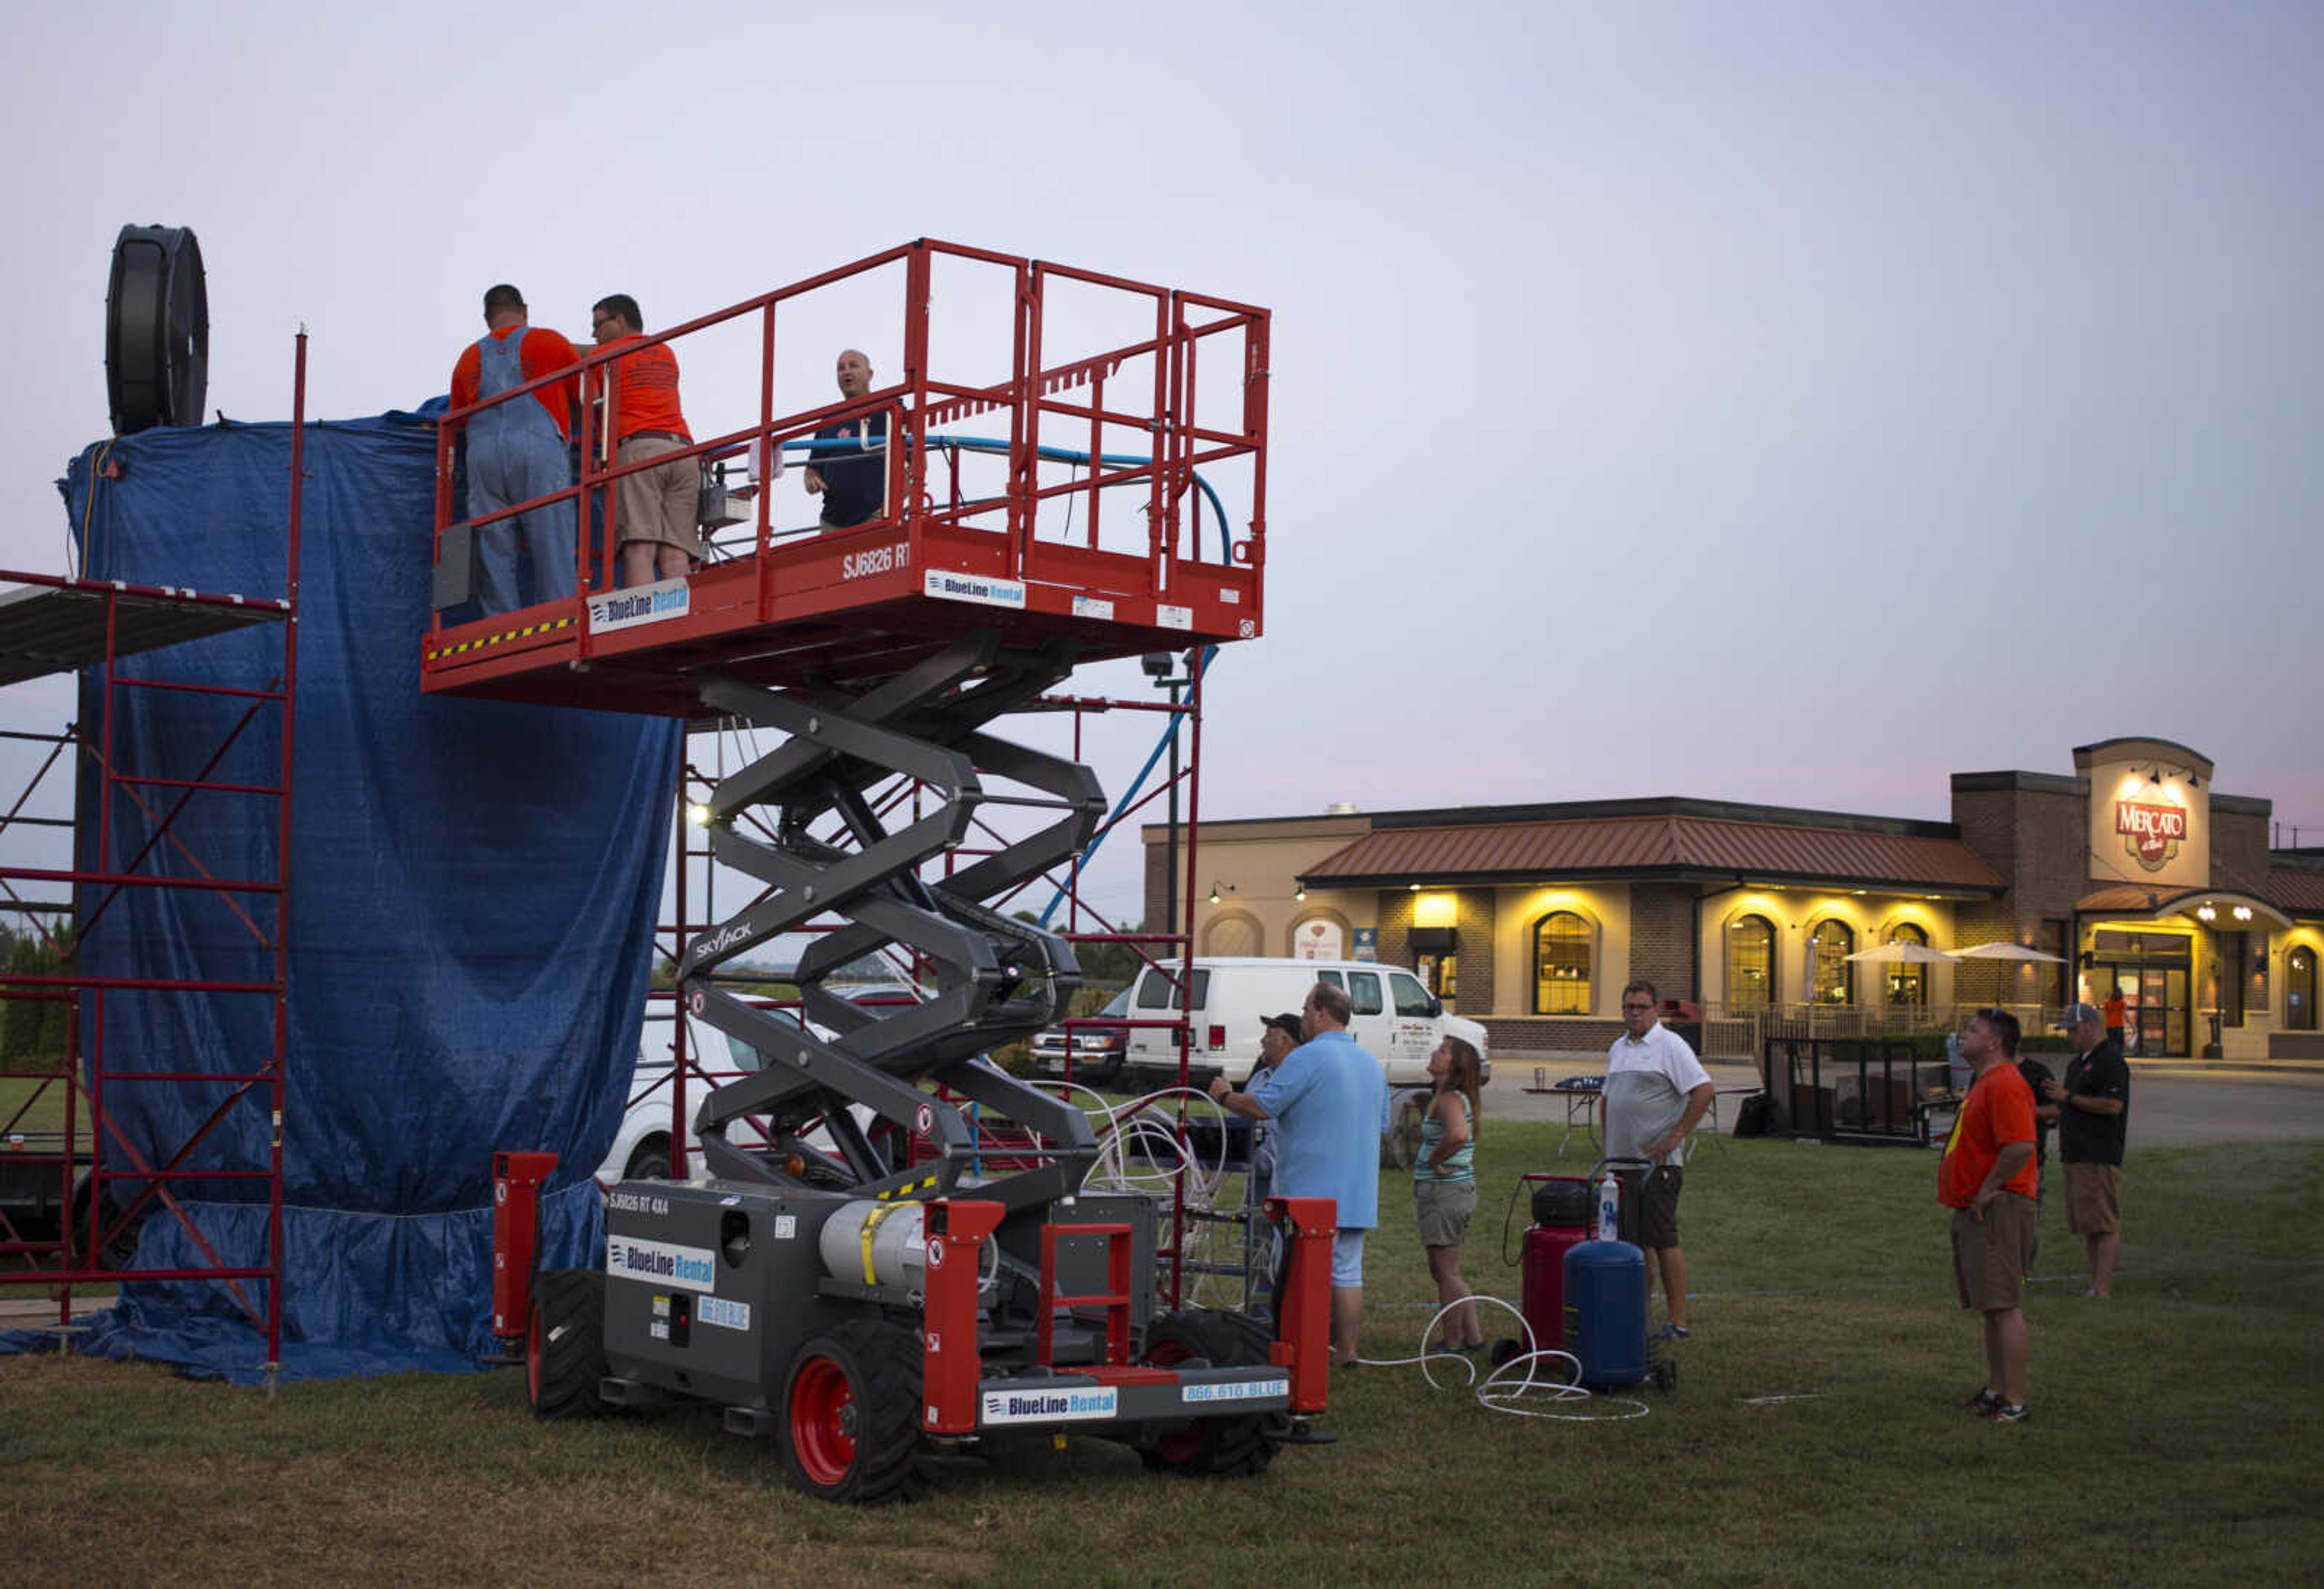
(1126, 963, 1209, 1071)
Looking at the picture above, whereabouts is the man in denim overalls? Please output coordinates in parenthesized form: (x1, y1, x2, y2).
(448, 284, 579, 613)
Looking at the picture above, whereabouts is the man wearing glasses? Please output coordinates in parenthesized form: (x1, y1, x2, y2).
(1604, 980, 1715, 1340)
(588, 295, 700, 588)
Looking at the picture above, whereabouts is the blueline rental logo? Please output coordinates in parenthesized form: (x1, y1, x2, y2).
(588, 578, 692, 634)
(607, 1236, 717, 1293)
(980, 1386, 1118, 1424)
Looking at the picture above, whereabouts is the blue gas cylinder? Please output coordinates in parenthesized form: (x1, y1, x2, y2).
(1563, 1239, 1648, 1389)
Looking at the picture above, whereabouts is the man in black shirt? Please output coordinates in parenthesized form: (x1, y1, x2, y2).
(2043, 1003, 2130, 1297)
(2014, 1043, 2060, 1277)
(804, 348, 887, 532)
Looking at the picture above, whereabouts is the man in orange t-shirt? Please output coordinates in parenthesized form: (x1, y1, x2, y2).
(1940, 1007, 2040, 1424)
(447, 284, 580, 613)
(588, 294, 699, 588)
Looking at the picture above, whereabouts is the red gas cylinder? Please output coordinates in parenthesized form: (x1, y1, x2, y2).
(1517, 1175, 1593, 1354)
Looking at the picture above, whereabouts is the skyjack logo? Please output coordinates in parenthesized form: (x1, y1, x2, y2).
(2116, 801, 2188, 871)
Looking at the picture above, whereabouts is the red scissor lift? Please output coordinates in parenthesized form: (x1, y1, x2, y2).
(438, 242, 1326, 1496)
(0, 342, 307, 1372)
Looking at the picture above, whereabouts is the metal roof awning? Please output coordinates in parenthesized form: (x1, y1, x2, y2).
(2076, 884, 2295, 931)
(0, 577, 289, 687)
(1299, 813, 2006, 897)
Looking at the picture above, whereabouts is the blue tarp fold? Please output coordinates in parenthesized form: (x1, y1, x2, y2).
(2, 415, 673, 1381)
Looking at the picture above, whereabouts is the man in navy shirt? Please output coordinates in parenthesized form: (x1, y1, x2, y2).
(1210, 981, 1388, 1366)
(2043, 1003, 2130, 1297)
(804, 347, 887, 531)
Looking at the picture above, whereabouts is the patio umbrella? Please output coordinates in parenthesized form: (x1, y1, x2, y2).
(1947, 940, 2067, 1001)
(1945, 943, 2067, 965)
(1843, 942, 1955, 964)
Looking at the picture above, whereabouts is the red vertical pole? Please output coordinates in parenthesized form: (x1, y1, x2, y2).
(1245, 315, 1270, 627)
(1086, 373, 1105, 550)
(491, 1150, 560, 1335)
(1018, 266, 1045, 578)
(269, 331, 309, 1376)
(1265, 1196, 1334, 1413)
(756, 302, 777, 610)
(921, 1199, 1002, 1433)
(430, 416, 453, 638)
(1145, 290, 1170, 591)
(901, 244, 934, 566)
(1004, 260, 1034, 571)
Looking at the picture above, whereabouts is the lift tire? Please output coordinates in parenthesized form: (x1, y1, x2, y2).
(1140, 1309, 1285, 1479)
(780, 1319, 926, 1505)
(527, 1268, 610, 1420)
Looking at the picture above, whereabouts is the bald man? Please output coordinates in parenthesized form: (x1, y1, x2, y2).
(803, 347, 887, 532)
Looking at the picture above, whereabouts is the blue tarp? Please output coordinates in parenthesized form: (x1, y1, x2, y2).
(1, 414, 676, 1382)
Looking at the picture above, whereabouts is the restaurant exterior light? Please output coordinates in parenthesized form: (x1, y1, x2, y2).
(686, 802, 712, 826)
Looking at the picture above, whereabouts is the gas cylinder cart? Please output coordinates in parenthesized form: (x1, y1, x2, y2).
(521, 640, 1336, 1502)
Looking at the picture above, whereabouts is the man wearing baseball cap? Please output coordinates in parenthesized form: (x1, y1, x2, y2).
(2041, 1004, 2130, 1298)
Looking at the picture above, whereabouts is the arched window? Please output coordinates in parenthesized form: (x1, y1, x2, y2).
(1886, 922, 1929, 1007)
(1534, 911, 1591, 1015)
(2289, 946, 2318, 1032)
(1727, 914, 1775, 1011)
(1203, 912, 1260, 958)
(1810, 919, 1856, 1004)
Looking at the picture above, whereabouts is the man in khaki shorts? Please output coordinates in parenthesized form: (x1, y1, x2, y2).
(1940, 1009, 2040, 1424)
(2044, 1003, 2129, 1298)
(589, 295, 700, 588)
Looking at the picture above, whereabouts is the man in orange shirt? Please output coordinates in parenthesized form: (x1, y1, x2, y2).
(1941, 1007, 2040, 1424)
(588, 295, 700, 588)
(447, 284, 580, 613)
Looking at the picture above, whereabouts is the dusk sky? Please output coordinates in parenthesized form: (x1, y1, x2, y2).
(4, 1, 2317, 926)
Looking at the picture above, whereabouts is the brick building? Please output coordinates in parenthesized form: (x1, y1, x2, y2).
(1144, 736, 2322, 1061)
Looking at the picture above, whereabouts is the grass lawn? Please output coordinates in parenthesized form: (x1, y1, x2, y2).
(3, 1124, 2320, 1587)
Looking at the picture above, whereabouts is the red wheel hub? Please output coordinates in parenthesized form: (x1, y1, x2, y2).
(790, 1355, 857, 1487)
(1146, 1337, 1204, 1464)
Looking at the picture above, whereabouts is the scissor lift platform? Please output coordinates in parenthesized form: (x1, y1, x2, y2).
(422, 239, 1267, 715)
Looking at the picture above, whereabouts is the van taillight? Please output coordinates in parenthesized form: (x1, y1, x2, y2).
(1207, 1024, 1225, 1050)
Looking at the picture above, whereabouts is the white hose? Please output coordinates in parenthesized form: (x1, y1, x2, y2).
(1356, 1293, 1653, 1421)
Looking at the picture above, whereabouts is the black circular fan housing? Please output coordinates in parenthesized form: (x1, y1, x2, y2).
(106, 224, 208, 434)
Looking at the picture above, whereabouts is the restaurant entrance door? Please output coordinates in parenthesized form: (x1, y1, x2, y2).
(2092, 930, 2193, 1057)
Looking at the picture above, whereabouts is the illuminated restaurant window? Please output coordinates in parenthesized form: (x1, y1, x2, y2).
(1727, 914, 1775, 1011)
(2288, 946, 2317, 1032)
(1533, 911, 1590, 1015)
(1886, 922, 1929, 1006)
(1810, 920, 1855, 1004)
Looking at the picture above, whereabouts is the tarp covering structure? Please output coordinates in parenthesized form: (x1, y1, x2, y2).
(2, 414, 676, 1381)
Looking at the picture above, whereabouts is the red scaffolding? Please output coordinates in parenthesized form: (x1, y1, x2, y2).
(0, 337, 306, 1369)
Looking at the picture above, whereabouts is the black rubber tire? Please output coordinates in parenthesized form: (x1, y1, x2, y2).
(1653, 1356, 1681, 1393)
(1139, 1309, 1284, 1479)
(105, 224, 207, 434)
(778, 1319, 926, 1505)
(527, 1268, 609, 1420)
(623, 1139, 671, 1182)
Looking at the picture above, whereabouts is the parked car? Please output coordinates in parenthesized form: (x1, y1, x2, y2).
(1119, 957, 1489, 1089)
(1031, 984, 1134, 1084)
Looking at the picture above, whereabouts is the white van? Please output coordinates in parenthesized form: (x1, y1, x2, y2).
(1119, 957, 1490, 1090)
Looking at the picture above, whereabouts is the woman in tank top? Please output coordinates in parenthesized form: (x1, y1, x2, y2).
(1416, 1035, 1483, 1353)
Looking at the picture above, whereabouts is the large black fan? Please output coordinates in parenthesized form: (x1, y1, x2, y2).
(105, 224, 208, 434)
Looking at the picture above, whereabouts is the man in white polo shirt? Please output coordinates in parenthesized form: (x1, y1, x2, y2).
(1605, 978, 1716, 1339)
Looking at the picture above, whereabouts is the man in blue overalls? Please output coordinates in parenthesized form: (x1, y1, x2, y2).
(448, 285, 580, 613)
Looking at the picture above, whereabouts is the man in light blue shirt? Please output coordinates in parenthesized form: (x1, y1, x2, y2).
(1210, 980, 1388, 1366)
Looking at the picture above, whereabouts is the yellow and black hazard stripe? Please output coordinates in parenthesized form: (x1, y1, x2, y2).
(425, 614, 576, 662)
(873, 1175, 940, 1203)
